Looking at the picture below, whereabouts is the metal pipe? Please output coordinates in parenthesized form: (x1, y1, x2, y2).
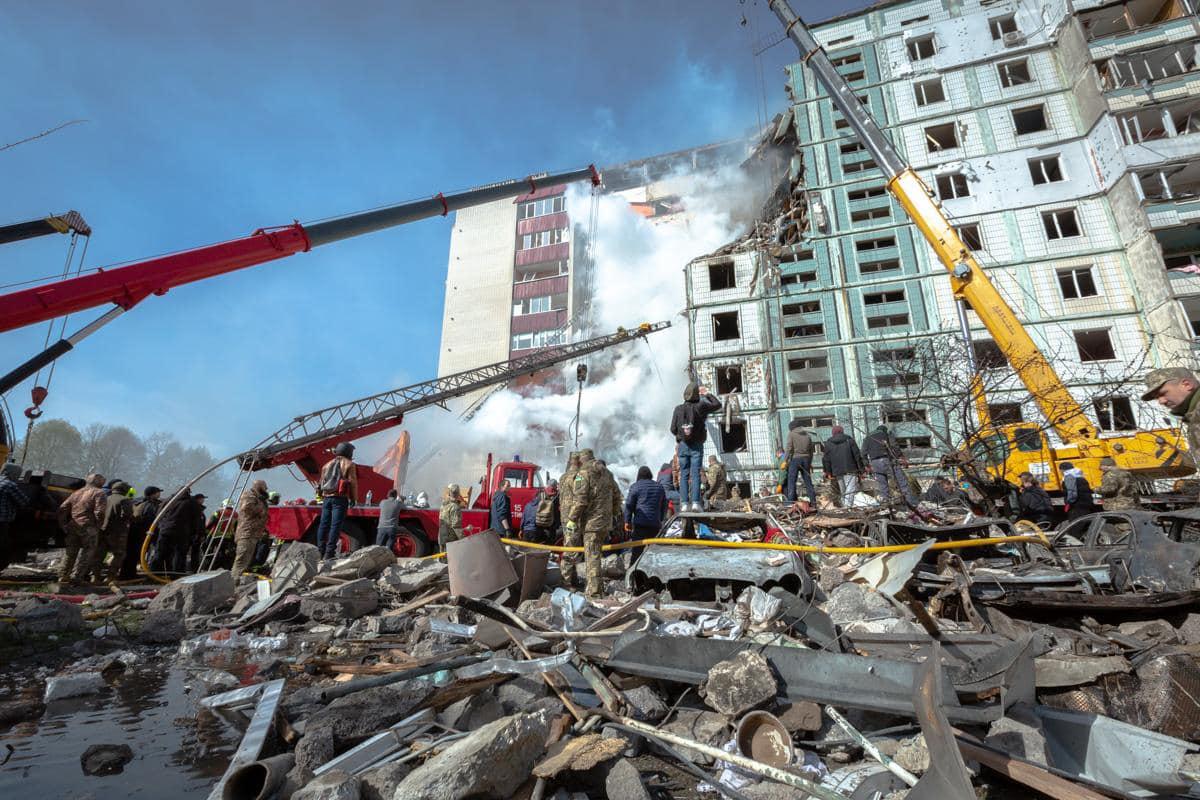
(825, 705, 918, 787)
(316, 653, 490, 703)
(222, 753, 294, 800)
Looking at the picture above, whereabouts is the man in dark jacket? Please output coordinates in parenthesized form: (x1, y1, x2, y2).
(154, 488, 204, 575)
(490, 480, 512, 535)
(532, 481, 560, 543)
(121, 486, 161, 580)
(1060, 462, 1096, 520)
(922, 477, 968, 506)
(669, 382, 721, 512)
(863, 425, 918, 506)
(520, 489, 542, 540)
(625, 466, 667, 557)
(784, 420, 820, 505)
(821, 426, 863, 507)
(1016, 472, 1053, 527)
(656, 463, 679, 506)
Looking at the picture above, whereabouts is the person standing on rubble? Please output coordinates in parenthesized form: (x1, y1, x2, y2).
(863, 425, 919, 507)
(120, 485, 161, 580)
(57, 473, 107, 585)
(705, 455, 729, 505)
(153, 487, 198, 575)
(625, 465, 667, 557)
(1016, 472, 1053, 528)
(376, 489, 402, 550)
(315, 442, 359, 561)
(1060, 462, 1097, 519)
(91, 480, 134, 584)
(669, 382, 721, 512)
(490, 479, 513, 536)
(231, 479, 270, 577)
(438, 484, 465, 549)
(532, 480, 560, 543)
(784, 420, 820, 507)
(565, 448, 613, 597)
(1142, 367, 1200, 456)
(1098, 457, 1140, 510)
(596, 459, 623, 534)
(656, 462, 679, 508)
(0, 464, 30, 570)
(821, 425, 864, 507)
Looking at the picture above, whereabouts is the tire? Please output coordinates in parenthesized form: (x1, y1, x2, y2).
(394, 524, 431, 557)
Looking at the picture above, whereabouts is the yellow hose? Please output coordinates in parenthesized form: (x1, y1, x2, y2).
(139, 526, 172, 585)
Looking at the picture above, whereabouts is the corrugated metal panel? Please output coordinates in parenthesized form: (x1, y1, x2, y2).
(517, 211, 569, 236)
(511, 310, 567, 334)
(513, 275, 569, 300)
(515, 242, 570, 266)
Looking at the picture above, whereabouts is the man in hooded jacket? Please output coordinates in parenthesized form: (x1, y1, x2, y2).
(232, 479, 270, 577)
(92, 480, 134, 584)
(821, 425, 864, 507)
(669, 382, 720, 511)
(57, 473, 107, 584)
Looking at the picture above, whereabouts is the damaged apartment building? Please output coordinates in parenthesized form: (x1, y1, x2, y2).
(688, 0, 1200, 496)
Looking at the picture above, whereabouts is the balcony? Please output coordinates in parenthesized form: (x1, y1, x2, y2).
(511, 309, 567, 334)
(1081, 0, 1196, 52)
(512, 274, 568, 300)
(1097, 40, 1198, 90)
(515, 241, 570, 267)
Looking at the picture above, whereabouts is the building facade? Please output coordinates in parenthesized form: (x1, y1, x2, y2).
(687, 0, 1200, 495)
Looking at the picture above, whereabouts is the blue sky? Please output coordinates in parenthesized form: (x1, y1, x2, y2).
(0, 0, 866, 459)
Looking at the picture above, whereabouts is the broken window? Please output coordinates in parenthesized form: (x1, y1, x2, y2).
(866, 313, 910, 329)
(956, 224, 984, 251)
(900, 14, 929, 27)
(708, 260, 736, 291)
(860, 259, 901, 274)
(989, 14, 1018, 40)
(997, 59, 1032, 87)
(791, 380, 832, 394)
(914, 78, 946, 106)
(1057, 266, 1099, 299)
(783, 300, 821, 315)
(907, 34, 936, 61)
(840, 141, 866, 155)
(828, 35, 854, 46)
(1029, 155, 1064, 184)
(712, 311, 740, 342)
(778, 248, 815, 264)
(787, 354, 829, 371)
(864, 289, 905, 305)
(877, 373, 921, 388)
(1079, 0, 1189, 42)
(1074, 329, 1116, 361)
(515, 259, 569, 283)
(844, 69, 866, 82)
(924, 123, 959, 152)
(850, 206, 891, 222)
(843, 159, 878, 174)
(784, 323, 825, 339)
(847, 185, 887, 201)
(896, 435, 932, 448)
(1094, 396, 1137, 431)
(793, 415, 835, 429)
(830, 52, 863, 68)
(884, 408, 927, 423)
(1099, 42, 1199, 90)
(988, 402, 1023, 424)
(936, 173, 971, 200)
(715, 365, 743, 394)
(856, 235, 896, 252)
(1012, 104, 1049, 135)
(720, 420, 748, 452)
(873, 346, 916, 363)
(973, 340, 1009, 371)
(781, 270, 818, 286)
(1042, 208, 1082, 239)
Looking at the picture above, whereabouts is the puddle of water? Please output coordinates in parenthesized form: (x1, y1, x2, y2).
(0, 655, 245, 799)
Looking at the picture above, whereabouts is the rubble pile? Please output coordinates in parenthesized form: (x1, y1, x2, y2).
(5, 508, 1200, 799)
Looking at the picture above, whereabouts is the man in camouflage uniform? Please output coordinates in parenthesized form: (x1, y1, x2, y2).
(596, 459, 623, 534)
(566, 448, 613, 598)
(705, 455, 728, 505)
(232, 479, 270, 577)
(1098, 457, 1139, 511)
(1142, 367, 1200, 464)
(438, 484, 465, 550)
(558, 452, 580, 525)
(58, 473, 107, 585)
(92, 480, 134, 584)
(558, 453, 584, 589)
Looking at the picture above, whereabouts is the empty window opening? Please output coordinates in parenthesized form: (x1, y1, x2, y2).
(900, 15, 929, 27)
(907, 34, 936, 61)
(884, 408, 927, 423)
(1013, 104, 1049, 135)
(878, 373, 921, 388)
(856, 235, 896, 252)
(830, 53, 863, 68)
(1058, 267, 1099, 299)
(997, 59, 1032, 87)
(712, 311, 741, 342)
(860, 259, 901, 274)
(708, 260, 737, 291)
(867, 313, 910, 329)
(828, 35, 855, 46)
(778, 248, 815, 264)
(873, 347, 916, 363)
(781, 270, 818, 286)
(843, 159, 878, 174)
(513, 293, 567, 316)
(785, 323, 825, 339)
(788, 355, 830, 371)
(989, 14, 1018, 40)
(914, 78, 946, 106)
(896, 435, 932, 449)
(1029, 155, 1064, 184)
(715, 365, 744, 394)
(844, 70, 866, 82)
(1079, 0, 1188, 42)
(840, 141, 866, 155)
(936, 173, 971, 199)
(1042, 208, 1082, 239)
(850, 206, 892, 222)
(956, 224, 984, 251)
(1099, 43, 1199, 90)
(1094, 396, 1137, 431)
(791, 381, 832, 394)
(924, 123, 959, 152)
(720, 420, 748, 452)
(988, 402, 1023, 424)
(1074, 329, 1116, 361)
(864, 289, 905, 306)
(783, 300, 821, 315)
(848, 185, 887, 202)
(793, 415, 836, 429)
(973, 340, 1009, 371)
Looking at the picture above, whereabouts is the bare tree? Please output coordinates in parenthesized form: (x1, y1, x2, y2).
(17, 418, 85, 474)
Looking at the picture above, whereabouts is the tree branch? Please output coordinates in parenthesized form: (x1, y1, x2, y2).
(0, 120, 88, 153)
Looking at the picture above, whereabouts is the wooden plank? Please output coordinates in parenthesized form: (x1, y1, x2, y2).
(382, 588, 449, 617)
(957, 739, 1112, 800)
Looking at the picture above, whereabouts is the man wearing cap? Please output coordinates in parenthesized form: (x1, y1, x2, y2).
(57, 473, 107, 585)
(1098, 457, 1139, 510)
(91, 480, 134, 584)
(438, 484, 465, 550)
(1142, 367, 1200, 458)
(316, 442, 359, 560)
(232, 479, 270, 577)
(565, 448, 613, 597)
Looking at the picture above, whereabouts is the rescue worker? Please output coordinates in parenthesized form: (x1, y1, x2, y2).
(821, 425, 864, 508)
(376, 489, 402, 550)
(438, 484, 465, 549)
(565, 448, 613, 598)
(624, 465, 667, 557)
(669, 382, 721, 512)
(155, 488, 204, 575)
(92, 480, 134, 584)
(490, 479, 513, 536)
(232, 479, 270, 577)
(1016, 472, 1053, 528)
(863, 425, 919, 507)
(533, 480, 560, 543)
(704, 455, 729, 505)
(784, 420, 820, 506)
(57, 473, 107, 585)
(1098, 456, 1139, 510)
(596, 459, 623, 533)
(0, 464, 30, 570)
(558, 452, 581, 528)
(520, 488, 542, 541)
(1060, 461, 1097, 519)
(1141, 367, 1200, 456)
(121, 486, 162, 580)
(922, 476, 968, 506)
(188, 493, 209, 572)
(315, 442, 359, 560)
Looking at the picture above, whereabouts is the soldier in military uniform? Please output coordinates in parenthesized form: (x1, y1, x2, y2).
(566, 448, 613, 598)
(558, 452, 583, 588)
(596, 459, 623, 534)
(1142, 367, 1200, 460)
(438, 484, 465, 550)
(1098, 456, 1139, 510)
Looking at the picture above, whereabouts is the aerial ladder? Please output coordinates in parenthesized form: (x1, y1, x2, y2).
(188, 321, 670, 571)
(0, 165, 600, 464)
(769, 0, 1192, 492)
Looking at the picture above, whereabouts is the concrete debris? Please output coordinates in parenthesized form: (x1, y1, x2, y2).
(299, 578, 380, 622)
(661, 709, 731, 764)
(532, 733, 625, 778)
(700, 650, 778, 717)
(377, 559, 447, 594)
(0, 697, 44, 727)
(44, 672, 107, 702)
(272, 542, 322, 593)
(605, 757, 652, 800)
(12, 597, 84, 633)
(358, 762, 411, 800)
(80, 743, 134, 775)
(148, 570, 235, 616)
(291, 769, 360, 800)
(138, 609, 186, 644)
(325, 545, 396, 580)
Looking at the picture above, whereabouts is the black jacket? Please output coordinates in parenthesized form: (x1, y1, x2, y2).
(490, 490, 512, 532)
(625, 478, 668, 529)
(821, 433, 863, 477)
(670, 383, 721, 446)
(1017, 485, 1052, 519)
(863, 429, 902, 461)
(157, 492, 204, 540)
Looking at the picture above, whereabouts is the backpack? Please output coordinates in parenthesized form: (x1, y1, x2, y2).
(677, 403, 700, 443)
(320, 459, 347, 496)
(535, 494, 557, 527)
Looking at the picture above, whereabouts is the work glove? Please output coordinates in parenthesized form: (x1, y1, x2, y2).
(565, 521, 577, 533)
(623, 523, 632, 533)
